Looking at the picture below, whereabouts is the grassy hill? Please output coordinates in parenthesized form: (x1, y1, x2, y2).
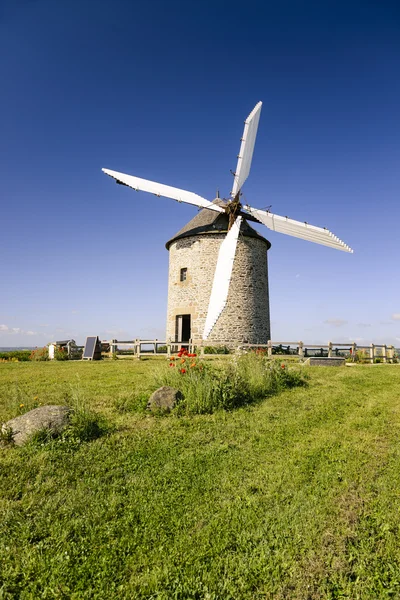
(1, 360, 400, 599)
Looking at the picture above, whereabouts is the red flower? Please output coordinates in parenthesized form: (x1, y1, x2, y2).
(281, 364, 285, 369)
(180, 368, 186, 374)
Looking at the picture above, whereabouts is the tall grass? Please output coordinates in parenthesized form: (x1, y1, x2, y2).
(153, 354, 307, 414)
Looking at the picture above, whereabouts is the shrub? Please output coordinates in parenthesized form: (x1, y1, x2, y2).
(0, 424, 14, 446)
(54, 347, 68, 361)
(155, 361, 246, 414)
(272, 344, 292, 355)
(27, 409, 110, 449)
(0, 351, 31, 362)
(352, 350, 370, 364)
(203, 345, 230, 354)
(234, 354, 307, 397)
(67, 408, 110, 442)
(153, 352, 307, 415)
(29, 347, 49, 361)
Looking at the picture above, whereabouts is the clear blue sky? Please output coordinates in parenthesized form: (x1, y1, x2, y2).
(1, 0, 400, 347)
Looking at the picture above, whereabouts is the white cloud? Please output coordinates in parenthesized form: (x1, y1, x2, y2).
(357, 323, 371, 328)
(12, 328, 21, 334)
(26, 331, 37, 336)
(392, 314, 400, 321)
(324, 318, 348, 327)
(0, 324, 9, 331)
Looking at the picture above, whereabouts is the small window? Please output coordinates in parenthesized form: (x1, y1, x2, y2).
(180, 268, 187, 282)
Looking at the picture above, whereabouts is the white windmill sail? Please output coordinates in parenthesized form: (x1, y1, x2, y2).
(102, 169, 224, 213)
(202, 216, 242, 340)
(244, 206, 353, 253)
(231, 101, 262, 197)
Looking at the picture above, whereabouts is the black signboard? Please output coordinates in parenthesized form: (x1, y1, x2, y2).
(82, 336, 101, 360)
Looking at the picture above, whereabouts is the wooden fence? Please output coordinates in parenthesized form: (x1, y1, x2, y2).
(100, 339, 397, 362)
(106, 339, 195, 358)
(237, 341, 397, 363)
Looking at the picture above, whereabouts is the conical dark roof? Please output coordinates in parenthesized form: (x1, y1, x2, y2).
(166, 199, 271, 249)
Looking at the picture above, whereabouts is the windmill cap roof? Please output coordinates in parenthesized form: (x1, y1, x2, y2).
(166, 199, 271, 250)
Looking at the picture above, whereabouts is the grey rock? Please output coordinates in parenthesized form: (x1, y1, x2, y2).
(2, 405, 71, 446)
(147, 386, 182, 413)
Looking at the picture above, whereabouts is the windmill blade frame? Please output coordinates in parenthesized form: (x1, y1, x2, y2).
(231, 101, 262, 198)
(203, 215, 243, 340)
(244, 205, 353, 253)
(102, 168, 224, 214)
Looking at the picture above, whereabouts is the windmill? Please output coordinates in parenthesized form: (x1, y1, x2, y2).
(102, 101, 352, 343)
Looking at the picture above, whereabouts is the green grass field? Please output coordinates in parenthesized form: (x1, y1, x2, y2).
(1, 361, 400, 599)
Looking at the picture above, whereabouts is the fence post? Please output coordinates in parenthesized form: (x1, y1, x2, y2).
(389, 345, 395, 363)
(328, 341, 333, 358)
(154, 339, 157, 355)
(267, 340, 272, 358)
(382, 344, 387, 363)
(352, 342, 357, 362)
(167, 339, 171, 358)
(370, 343, 374, 364)
(298, 341, 304, 360)
(135, 339, 141, 359)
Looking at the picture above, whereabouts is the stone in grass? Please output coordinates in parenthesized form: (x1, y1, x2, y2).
(2, 405, 71, 447)
(147, 386, 182, 413)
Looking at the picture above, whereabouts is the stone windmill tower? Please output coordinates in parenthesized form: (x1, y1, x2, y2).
(103, 102, 352, 347)
(165, 202, 271, 346)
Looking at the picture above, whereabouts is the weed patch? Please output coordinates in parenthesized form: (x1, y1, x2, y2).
(154, 354, 308, 414)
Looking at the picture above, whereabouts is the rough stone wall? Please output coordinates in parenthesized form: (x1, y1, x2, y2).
(166, 233, 270, 346)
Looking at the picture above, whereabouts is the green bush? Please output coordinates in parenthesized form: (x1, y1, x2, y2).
(272, 344, 292, 355)
(234, 354, 307, 397)
(67, 408, 110, 442)
(155, 362, 246, 414)
(26, 380, 112, 449)
(54, 347, 68, 361)
(27, 408, 110, 449)
(203, 345, 230, 354)
(0, 350, 31, 362)
(153, 355, 307, 415)
(352, 350, 370, 364)
(0, 424, 14, 446)
(29, 347, 49, 361)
